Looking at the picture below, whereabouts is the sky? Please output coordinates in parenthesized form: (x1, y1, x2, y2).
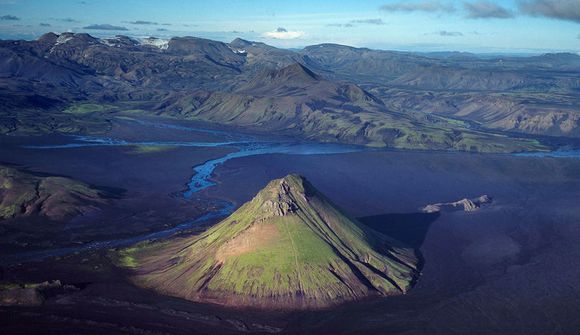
(0, 0, 578, 54)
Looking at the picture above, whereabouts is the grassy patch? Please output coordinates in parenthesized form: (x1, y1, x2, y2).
(62, 103, 114, 115)
(116, 249, 139, 268)
(129, 145, 176, 154)
(119, 109, 150, 115)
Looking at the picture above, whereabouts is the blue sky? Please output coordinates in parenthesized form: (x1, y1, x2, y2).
(0, 0, 578, 53)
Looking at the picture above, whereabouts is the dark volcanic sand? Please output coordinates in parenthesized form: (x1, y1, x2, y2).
(2, 119, 580, 334)
(0, 123, 236, 254)
(209, 151, 580, 334)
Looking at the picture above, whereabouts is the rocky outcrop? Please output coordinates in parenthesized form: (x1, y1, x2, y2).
(422, 195, 492, 213)
(0, 280, 72, 306)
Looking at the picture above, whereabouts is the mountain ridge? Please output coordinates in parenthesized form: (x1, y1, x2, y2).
(1, 32, 575, 151)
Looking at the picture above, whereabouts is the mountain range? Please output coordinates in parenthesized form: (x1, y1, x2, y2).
(1, 33, 579, 151)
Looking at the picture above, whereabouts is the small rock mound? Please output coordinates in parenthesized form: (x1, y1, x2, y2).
(0, 280, 77, 306)
(422, 195, 492, 213)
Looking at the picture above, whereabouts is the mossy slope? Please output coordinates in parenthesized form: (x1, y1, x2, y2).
(124, 174, 419, 309)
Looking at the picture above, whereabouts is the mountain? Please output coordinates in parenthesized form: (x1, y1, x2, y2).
(229, 38, 304, 75)
(301, 44, 431, 83)
(390, 65, 580, 92)
(0, 164, 115, 221)
(372, 88, 580, 138)
(120, 174, 419, 309)
(240, 62, 320, 91)
(1, 32, 577, 149)
(153, 63, 544, 152)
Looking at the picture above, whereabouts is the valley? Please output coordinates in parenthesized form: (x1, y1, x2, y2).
(1, 29, 579, 335)
(1, 116, 580, 333)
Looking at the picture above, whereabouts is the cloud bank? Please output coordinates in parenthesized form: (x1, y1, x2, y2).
(128, 20, 159, 25)
(0, 15, 19, 21)
(328, 18, 386, 28)
(263, 27, 305, 39)
(464, 1, 514, 19)
(518, 0, 580, 23)
(83, 24, 129, 31)
(438, 30, 464, 36)
(380, 1, 455, 13)
(350, 18, 385, 25)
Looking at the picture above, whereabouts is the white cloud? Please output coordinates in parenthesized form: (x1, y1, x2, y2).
(263, 27, 305, 40)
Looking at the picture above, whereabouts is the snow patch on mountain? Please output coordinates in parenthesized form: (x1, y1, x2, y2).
(140, 37, 169, 50)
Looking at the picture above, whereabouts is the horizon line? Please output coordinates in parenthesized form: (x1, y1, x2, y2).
(3, 31, 580, 57)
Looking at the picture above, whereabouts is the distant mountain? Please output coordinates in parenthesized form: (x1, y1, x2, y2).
(390, 65, 580, 92)
(372, 88, 580, 138)
(301, 44, 431, 83)
(154, 63, 542, 151)
(121, 174, 419, 309)
(1, 32, 577, 149)
(301, 44, 580, 92)
(241, 62, 320, 90)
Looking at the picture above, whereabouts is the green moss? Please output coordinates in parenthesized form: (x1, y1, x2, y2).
(129, 145, 176, 154)
(62, 103, 114, 115)
(117, 251, 139, 268)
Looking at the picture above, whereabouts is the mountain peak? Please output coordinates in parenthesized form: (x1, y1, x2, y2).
(37, 32, 58, 43)
(275, 63, 320, 82)
(240, 63, 320, 93)
(256, 174, 307, 217)
(230, 37, 253, 48)
(123, 174, 419, 309)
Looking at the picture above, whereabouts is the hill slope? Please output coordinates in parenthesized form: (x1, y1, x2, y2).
(156, 63, 544, 152)
(121, 174, 419, 309)
(0, 165, 114, 221)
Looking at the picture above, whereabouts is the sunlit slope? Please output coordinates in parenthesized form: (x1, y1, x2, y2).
(122, 174, 419, 309)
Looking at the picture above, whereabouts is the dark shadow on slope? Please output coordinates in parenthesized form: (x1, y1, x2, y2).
(358, 212, 440, 249)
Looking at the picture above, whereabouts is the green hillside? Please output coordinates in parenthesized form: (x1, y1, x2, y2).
(121, 174, 419, 309)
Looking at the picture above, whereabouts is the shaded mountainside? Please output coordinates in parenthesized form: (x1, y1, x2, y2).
(0, 164, 116, 221)
(152, 63, 545, 152)
(0, 32, 578, 148)
(120, 175, 419, 309)
(372, 88, 580, 138)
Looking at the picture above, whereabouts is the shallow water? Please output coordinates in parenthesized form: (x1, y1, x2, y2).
(20, 126, 367, 197)
(515, 150, 580, 158)
(183, 142, 366, 197)
(22, 135, 255, 149)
